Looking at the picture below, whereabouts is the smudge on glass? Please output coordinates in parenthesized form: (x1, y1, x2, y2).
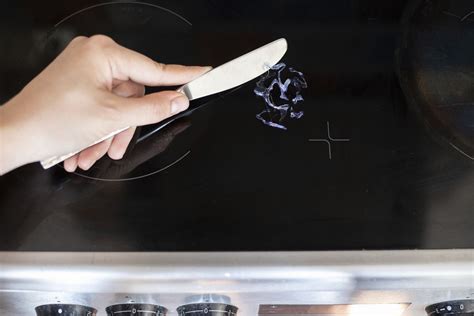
(254, 63, 307, 130)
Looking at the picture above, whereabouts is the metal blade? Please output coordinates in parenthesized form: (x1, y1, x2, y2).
(179, 38, 287, 100)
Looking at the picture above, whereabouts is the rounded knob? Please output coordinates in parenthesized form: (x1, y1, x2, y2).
(35, 304, 97, 316)
(426, 300, 474, 315)
(177, 303, 238, 316)
(106, 303, 167, 315)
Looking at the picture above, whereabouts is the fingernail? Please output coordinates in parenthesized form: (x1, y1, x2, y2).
(64, 163, 76, 173)
(171, 95, 189, 114)
(109, 150, 125, 160)
(81, 160, 94, 171)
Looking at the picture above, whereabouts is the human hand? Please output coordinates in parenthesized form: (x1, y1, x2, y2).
(0, 35, 210, 175)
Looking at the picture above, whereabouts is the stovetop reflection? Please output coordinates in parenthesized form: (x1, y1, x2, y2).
(72, 120, 191, 182)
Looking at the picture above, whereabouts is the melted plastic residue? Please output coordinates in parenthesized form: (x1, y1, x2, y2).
(254, 63, 307, 130)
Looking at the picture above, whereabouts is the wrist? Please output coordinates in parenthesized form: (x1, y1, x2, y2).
(0, 100, 34, 174)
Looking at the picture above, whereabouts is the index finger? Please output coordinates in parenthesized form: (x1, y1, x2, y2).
(107, 42, 211, 86)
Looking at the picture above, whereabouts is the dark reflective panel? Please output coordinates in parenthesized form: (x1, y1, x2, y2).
(0, 0, 473, 251)
(398, 0, 474, 160)
(40, 2, 195, 72)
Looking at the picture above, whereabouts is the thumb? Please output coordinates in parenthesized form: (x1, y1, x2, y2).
(117, 90, 189, 126)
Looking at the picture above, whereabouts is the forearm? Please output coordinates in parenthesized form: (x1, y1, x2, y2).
(0, 102, 32, 175)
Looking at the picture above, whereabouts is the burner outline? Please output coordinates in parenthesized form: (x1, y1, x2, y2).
(50, 2, 196, 182)
(54, 1, 192, 27)
(68, 150, 191, 182)
(308, 121, 350, 160)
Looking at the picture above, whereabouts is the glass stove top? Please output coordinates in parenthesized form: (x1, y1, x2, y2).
(0, 0, 473, 251)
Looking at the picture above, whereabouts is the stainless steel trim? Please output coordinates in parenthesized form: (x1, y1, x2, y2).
(0, 250, 473, 315)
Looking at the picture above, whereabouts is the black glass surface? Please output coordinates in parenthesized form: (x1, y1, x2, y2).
(398, 0, 474, 159)
(0, 0, 473, 251)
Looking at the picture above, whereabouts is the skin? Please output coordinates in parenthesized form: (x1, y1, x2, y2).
(0, 35, 210, 175)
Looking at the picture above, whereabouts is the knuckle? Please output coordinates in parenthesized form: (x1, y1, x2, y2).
(154, 62, 165, 72)
(150, 99, 171, 122)
(70, 36, 88, 45)
(153, 62, 166, 79)
(81, 35, 115, 57)
(88, 34, 115, 47)
(75, 35, 117, 73)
